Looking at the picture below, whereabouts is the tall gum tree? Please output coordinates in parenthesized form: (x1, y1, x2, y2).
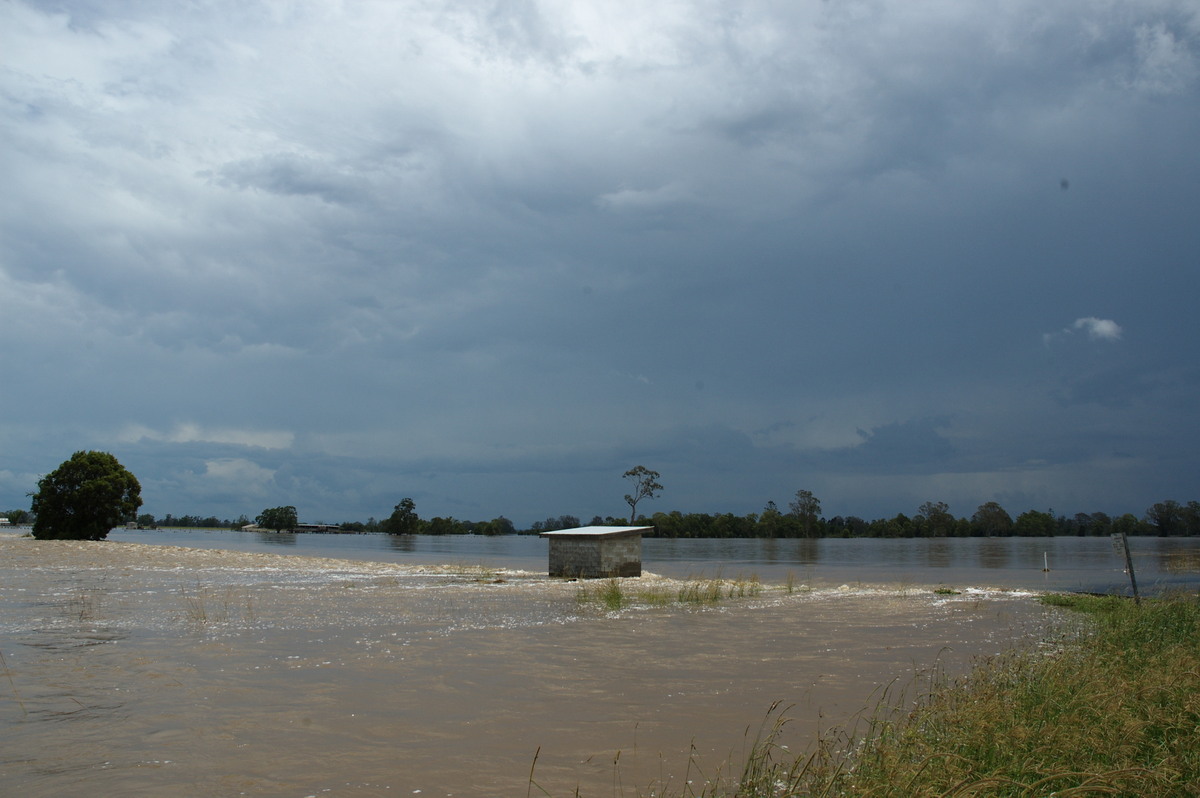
(623, 466, 663, 524)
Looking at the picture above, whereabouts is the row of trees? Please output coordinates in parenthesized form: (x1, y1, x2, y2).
(134, 513, 250, 529)
(637, 498, 1200, 539)
(250, 494, 1199, 539)
(13, 452, 1200, 541)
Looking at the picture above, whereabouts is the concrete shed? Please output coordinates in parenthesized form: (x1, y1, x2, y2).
(540, 526, 652, 578)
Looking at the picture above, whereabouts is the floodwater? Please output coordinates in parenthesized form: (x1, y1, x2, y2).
(108, 528, 1200, 596)
(0, 534, 1142, 797)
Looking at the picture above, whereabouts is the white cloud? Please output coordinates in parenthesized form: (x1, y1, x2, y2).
(117, 423, 294, 450)
(1072, 317, 1123, 341)
(1131, 22, 1198, 95)
(1043, 317, 1124, 345)
(201, 458, 276, 494)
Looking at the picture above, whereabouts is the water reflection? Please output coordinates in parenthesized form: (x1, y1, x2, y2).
(791, 538, 820, 565)
(256, 532, 297, 546)
(104, 529, 1200, 595)
(385, 534, 416, 552)
(1151, 539, 1200, 574)
(926, 539, 952, 568)
(976, 538, 1012, 569)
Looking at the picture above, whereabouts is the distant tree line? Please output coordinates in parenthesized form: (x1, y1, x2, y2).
(331, 499, 517, 536)
(9, 498, 1200, 539)
(640, 498, 1200, 539)
(248, 494, 1200, 539)
(133, 513, 251, 530)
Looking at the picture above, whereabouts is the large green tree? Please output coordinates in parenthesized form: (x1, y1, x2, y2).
(918, 501, 955, 537)
(1014, 509, 1056, 537)
(381, 498, 419, 535)
(1146, 500, 1184, 535)
(789, 489, 823, 537)
(256, 505, 298, 532)
(30, 451, 142, 540)
(971, 501, 1013, 536)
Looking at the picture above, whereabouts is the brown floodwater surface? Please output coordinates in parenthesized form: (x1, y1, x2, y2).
(0, 536, 1062, 797)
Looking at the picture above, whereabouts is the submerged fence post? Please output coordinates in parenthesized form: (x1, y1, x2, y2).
(1111, 532, 1141, 605)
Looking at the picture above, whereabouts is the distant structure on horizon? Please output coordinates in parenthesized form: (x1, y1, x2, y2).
(540, 526, 651, 578)
(241, 522, 342, 533)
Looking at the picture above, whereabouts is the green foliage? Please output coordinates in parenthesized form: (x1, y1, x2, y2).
(788, 489, 822, 537)
(971, 500, 1014, 536)
(422, 515, 468, 535)
(255, 505, 298, 532)
(30, 451, 142, 541)
(1013, 508, 1056, 536)
(381, 497, 419, 535)
(5, 509, 31, 525)
(917, 500, 954, 537)
(476, 516, 515, 535)
(530, 514, 581, 532)
(1145, 499, 1200, 536)
(156, 513, 233, 528)
(575, 575, 764, 611)
(133, 494, 1200, 540)
(598, 579, 626, 610)
(1039, 592, 1126, 612)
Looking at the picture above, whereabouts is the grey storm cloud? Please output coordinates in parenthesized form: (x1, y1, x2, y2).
(2, 0, 1199, 525)
(213, 154, 367, 205)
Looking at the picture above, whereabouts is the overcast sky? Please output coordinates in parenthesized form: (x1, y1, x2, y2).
(2, 0, 1198, 527)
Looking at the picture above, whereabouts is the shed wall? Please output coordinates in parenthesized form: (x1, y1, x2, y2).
(548, 536, 642, 578)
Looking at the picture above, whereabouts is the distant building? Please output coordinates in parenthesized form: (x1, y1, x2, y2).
(540, 526, 651, 578)
(241, 522, 341, 533)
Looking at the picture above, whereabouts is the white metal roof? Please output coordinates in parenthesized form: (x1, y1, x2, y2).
(538, 525, 652, 538)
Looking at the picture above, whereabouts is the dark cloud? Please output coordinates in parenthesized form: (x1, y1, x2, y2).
(2, 0, 1199, 524)
(213, 154, 367, 204)
(828, 419, 958, 474)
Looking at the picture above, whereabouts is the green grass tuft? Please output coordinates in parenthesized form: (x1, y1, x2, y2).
(575, 574, 767, 612)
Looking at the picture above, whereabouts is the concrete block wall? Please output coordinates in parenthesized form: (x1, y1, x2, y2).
(548, 536, 642, 578)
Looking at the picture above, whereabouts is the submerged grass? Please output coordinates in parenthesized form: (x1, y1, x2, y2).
(655, 592, 1200, 797)
(575, 575, 765, 611)
(179, 584, 258, 625)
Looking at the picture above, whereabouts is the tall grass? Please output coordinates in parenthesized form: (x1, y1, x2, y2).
(179, 584, 257, 625)
(575, 575, 764, 611)
(679, 593, 1200, 797)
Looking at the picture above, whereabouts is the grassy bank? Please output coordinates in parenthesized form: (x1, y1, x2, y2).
(679, 593, 1200, 797)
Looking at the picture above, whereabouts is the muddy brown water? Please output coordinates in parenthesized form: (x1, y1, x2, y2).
(0, 536, 1063, 797)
